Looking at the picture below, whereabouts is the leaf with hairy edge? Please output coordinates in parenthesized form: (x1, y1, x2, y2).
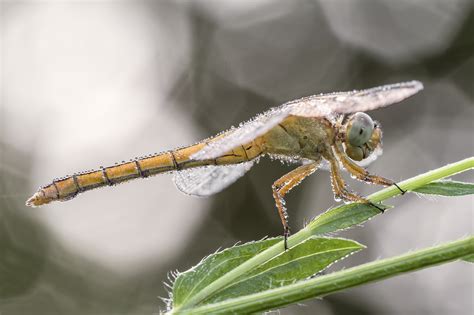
(173, 237, 473, 315)
(172, 238, 281, 307)
(203, 237, 364, 304)
(413, 180, 474, 196)
(307, 203, 390, 236)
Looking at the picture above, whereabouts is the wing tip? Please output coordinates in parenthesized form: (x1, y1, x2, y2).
(406, 80, 424, 92)
(399, 80, 424, 100)
(381, 80, 424, 101)
(386, 80, 423, 94)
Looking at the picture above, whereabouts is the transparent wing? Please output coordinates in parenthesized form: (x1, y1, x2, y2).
(289, 80, 423, 117)
(172, 161, 255, 196)
(192, 80, 423, 161)
(191, 109, 289, 160)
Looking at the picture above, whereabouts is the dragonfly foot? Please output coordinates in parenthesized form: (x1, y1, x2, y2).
(284, 226, 290, 251)
(393, 183, 406, 195)
(369, 202, 385, 213)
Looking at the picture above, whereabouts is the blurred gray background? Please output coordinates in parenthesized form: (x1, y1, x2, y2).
(1, 1, 473, 314)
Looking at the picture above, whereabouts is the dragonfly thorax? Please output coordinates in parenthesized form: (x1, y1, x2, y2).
(262, 115, 335, 161)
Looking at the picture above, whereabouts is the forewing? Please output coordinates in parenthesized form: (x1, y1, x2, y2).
(286, 80, 423, 117)
(191, 109, 289, 160)
(173, 161, 255, 196)
(317, 80, 423, 114)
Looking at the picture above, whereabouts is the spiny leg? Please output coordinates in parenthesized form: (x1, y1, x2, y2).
(328, 156, 385, 212)
(272, 162, 320, 250)
(328, 157, 363, 202)
(333, 143, 406, 194)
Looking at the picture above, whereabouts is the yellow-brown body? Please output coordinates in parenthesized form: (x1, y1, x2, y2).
(26, 116, 334, 207)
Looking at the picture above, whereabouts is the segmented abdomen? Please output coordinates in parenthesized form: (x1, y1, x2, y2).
(26, 137, 264, 207)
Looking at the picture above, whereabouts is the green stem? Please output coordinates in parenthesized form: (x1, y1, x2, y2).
(177, 236, 473, 314)
(293, 157, 473, 249)
(368, 156, 474, 203)
(171, 157, 474, 312)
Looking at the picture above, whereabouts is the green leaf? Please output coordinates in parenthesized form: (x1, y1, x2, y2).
(462, 254, 474, 263)
(413, 180, 474, 196)
(172, 238, 281, 307)
(306, 203, 390, 236)
(178, 236, 473, 314)
(204, 237, 364, 304)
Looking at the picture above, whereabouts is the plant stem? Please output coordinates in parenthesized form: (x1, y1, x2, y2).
(298, 157, 474, 248)
(368, 156, 474, 203)
(171, 157, 474, 312)
(175, 236, 474, 314)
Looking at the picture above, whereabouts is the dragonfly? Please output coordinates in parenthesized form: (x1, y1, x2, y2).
(27, 80, 423, 248)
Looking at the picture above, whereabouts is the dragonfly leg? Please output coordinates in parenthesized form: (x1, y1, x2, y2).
(328, 156, 385, 212)
(332, 144, 406, 194)
(272, 162, 320, 250)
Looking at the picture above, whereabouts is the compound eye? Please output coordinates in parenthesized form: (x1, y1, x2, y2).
(347, 112, 374, 147)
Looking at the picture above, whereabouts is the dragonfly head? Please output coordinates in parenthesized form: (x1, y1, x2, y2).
(343, 112, 382, 161)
